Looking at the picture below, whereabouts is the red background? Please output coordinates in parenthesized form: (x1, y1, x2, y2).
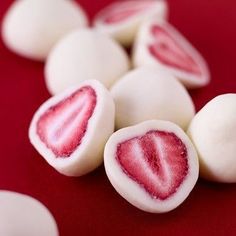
(1, 0, 236, 235)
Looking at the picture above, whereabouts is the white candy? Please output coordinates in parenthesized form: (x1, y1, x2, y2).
(0, 191, 58, 236)
(45, 28, 130, 95)
(104, 120, 199, 213)
(2, 0, 88, 60)
(133, 19, 210, 88)
(188, 94, 236, 182)
(110, 67, 195, 130)
(94, 0, 168, 46)
(29, 80, 115, 176)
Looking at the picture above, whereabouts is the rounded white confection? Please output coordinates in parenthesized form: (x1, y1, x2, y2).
(29, 80, 115, 176)
(132, 19, 210, 88)
(104, 120, 199, 213)
(2, 0, 88, 60)
(110, 66, 195, 130)
(45, 28, 130, 95)
(0, 191, 58, 236)
(94, 0, 168, 46)
(188, 94, 236, 182)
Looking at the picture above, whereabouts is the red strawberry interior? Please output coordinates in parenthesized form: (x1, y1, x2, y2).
(148, 25, 202, 76)
(116, 130, 189, 200)
(101, 1, 155, 24)
(36, 86, 97, 158)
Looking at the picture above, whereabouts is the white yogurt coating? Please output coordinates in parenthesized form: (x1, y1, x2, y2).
(94, 0, 168, 46)
(188, 94, 236, 182)
(132, 19, 210, 88)
(29, 80, 115, 176)
(45, 28, 130, 95)
(2, 0, 88, 60)
(110, 67, 195, 130)
(104, 120, 199, 213)
(0, 191, 58, 236)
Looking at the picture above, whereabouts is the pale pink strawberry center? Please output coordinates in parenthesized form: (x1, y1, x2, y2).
(116, 131, 188, 200)
(149, 25, 202, 76)
(101, 1, 155, 24)
(36, 86, 97, 158)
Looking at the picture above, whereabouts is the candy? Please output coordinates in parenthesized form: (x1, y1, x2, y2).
(0, 191, 58, 236)
(45, 28, 130, 95)
(29, 80, 115, 176)
(110, 67, 195, 130)
(188, 94, 236, 182)
(2, 0, 88, 60)
(94, 0, 168, 46)
(133, 19, 210, 88)
(104, 120, 199, 213)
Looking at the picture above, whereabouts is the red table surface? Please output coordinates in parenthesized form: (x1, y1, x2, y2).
(1, 0, 236, 235)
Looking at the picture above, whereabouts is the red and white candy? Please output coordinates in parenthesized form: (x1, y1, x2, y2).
(94, 0, 168, 46)
(29, 80, 115, 176)
(104, 120, 199, 213)
(111, 67, 195, 130)
(133, 20, 210, 88)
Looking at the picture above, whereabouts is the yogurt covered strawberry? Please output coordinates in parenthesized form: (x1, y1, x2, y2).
(104, 120, 199, 213)
(94, 0, 168, 46)
(133, 19, 210, 88)
(29, 80, 115, 176)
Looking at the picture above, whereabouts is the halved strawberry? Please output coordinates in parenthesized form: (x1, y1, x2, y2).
(117, 130, 188, 200)
(29, 80, 115, 176)
(36, 86, 96, 158)
(98, 1, 158, 24)
(104, 120, 199, 213)
(94, 0, 168, 46)
(149, 25, 202, 76)
(133, 20, 210, 88)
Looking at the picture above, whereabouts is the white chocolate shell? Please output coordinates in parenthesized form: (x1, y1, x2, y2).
(188, 94, 236, 182)
(2, 0, 88, 60)
(0, 191, 58, 236)
(45, 28, 130, 95)
(111, 67, 195, 130)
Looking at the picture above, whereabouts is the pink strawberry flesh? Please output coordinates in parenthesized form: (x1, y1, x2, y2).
(116, 131, 188, 200)
(102, 1, 155, 24)
(149, 25, 202, 76)
(36, 86, 97, 158)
